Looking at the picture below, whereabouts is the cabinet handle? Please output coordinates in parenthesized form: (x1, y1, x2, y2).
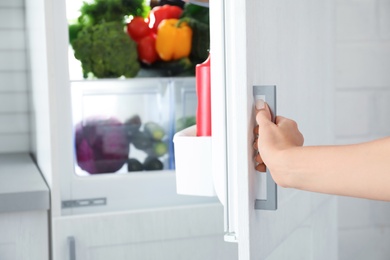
(68, 236, 76, 260)
(253, 85, 278, 210)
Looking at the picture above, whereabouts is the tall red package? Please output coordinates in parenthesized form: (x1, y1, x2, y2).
(196, 55, 211, 136)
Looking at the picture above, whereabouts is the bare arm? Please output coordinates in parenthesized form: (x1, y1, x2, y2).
(255, 104, 390, 201)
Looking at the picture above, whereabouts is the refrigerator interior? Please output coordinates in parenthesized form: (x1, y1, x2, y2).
(61, 0, 217, 216)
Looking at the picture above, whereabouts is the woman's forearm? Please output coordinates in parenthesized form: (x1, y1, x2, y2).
(281, 138, 390, 201)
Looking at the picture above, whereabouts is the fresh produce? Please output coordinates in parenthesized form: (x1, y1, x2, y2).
(72, 22, 140, 78)
(68, 1, 210, 76)
(75, 116, 129, 174)
(126, 17, 152, 43)
(156, 19, 192, 61)
(130, 123, 168, 157)
(137, 34, 159, 64)
(77, 0, 149, 27)
(123, 116, 168, 171)
(127, 158, 144, 172)
(176, 115, 196, 132)
(181, 4, 210, 63)
(132, 131, 153, 150)
(126, 16, 159, 65)
(145, 141, 168, 157)
(68, 23, 83, 45)
(144, 122, 165, 141)
(68, 0, 148, 78)
(148, 4, 183, 33)
(143, 156, 163, 171)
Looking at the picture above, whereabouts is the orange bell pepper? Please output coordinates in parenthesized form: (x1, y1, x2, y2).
(155, 19, 192, 61)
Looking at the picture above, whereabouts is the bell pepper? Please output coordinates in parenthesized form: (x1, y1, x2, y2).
(148, 5, 183, 33)
(156, 19, 192, 61)
(137, 34, 159, 65)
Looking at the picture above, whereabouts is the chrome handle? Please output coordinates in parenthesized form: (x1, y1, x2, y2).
(68, 236, 76, 260)
(253, 85, 278, 210)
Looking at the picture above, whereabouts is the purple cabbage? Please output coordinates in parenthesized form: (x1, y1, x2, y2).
(75, 116, 129, 174)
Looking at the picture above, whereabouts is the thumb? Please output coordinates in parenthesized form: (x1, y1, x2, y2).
(255, 102, 272, 125)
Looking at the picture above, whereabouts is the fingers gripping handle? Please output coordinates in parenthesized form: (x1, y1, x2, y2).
(253, 85, 278, 210)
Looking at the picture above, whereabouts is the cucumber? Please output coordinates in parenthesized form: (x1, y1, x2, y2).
(144, 122, 165, 141)
(176, 116, 196, 132)
(143, 156, 163, 171)
(145, 141, 168, 157)
(132, 131, 153, 150)
(127, 158, 143, 172)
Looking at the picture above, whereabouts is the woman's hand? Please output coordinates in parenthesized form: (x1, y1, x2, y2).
(253, 103, 304, 186)
(253, 104, 390, 201)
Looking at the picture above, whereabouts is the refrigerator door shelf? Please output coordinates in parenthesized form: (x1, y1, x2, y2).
(173, 125, 216, 197)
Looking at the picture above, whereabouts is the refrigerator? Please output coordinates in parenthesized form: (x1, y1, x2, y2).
(25, 0, 337, 259)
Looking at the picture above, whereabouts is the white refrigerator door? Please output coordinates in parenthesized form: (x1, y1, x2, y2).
(210, 0, 337, 259)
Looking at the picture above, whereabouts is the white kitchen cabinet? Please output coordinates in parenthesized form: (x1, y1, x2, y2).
(0, 153, 50, 260)
(0, 211, 49, 260)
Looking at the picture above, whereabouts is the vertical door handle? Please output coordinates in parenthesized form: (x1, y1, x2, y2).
(68, 236, 76, 260)
(253, 85, 278, 210)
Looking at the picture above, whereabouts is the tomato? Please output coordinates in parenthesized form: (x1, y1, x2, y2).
(148, 5, 183, 33)
(127, 17, 152, 42)
(137, 34, 159, 64)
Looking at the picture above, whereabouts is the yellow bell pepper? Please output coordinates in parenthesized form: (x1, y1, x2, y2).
(156, 19, 193, 61)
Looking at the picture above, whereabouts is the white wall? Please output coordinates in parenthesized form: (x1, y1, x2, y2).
(335, 0, 390, 259)
(0, 0, 30, 153)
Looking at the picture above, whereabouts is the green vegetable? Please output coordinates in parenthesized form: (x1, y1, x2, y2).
(72, 21, 140, 78)
(144, 122, 165, 141)
(68, 23, 83, 45)
(143, 156, 163, 171)
(181, 4, 210, 62)
(182, 4, 209, 25)
(187, 19, 210, 63)
(176, 116, 196, 132)
(145, 141, 168, 157)
(127, 158, 143, 172)
(132, 131, 153, 150)
(78, 0, 150, 28)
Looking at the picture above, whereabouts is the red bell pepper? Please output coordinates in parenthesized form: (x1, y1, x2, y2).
(148, 5, 183, 33)
(137, 34, 159, 65)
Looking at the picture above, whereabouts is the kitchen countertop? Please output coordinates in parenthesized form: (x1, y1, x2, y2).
(0, 153, 50, 213)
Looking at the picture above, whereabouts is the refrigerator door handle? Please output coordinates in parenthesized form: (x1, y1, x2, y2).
(253, 85, 278, 211)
